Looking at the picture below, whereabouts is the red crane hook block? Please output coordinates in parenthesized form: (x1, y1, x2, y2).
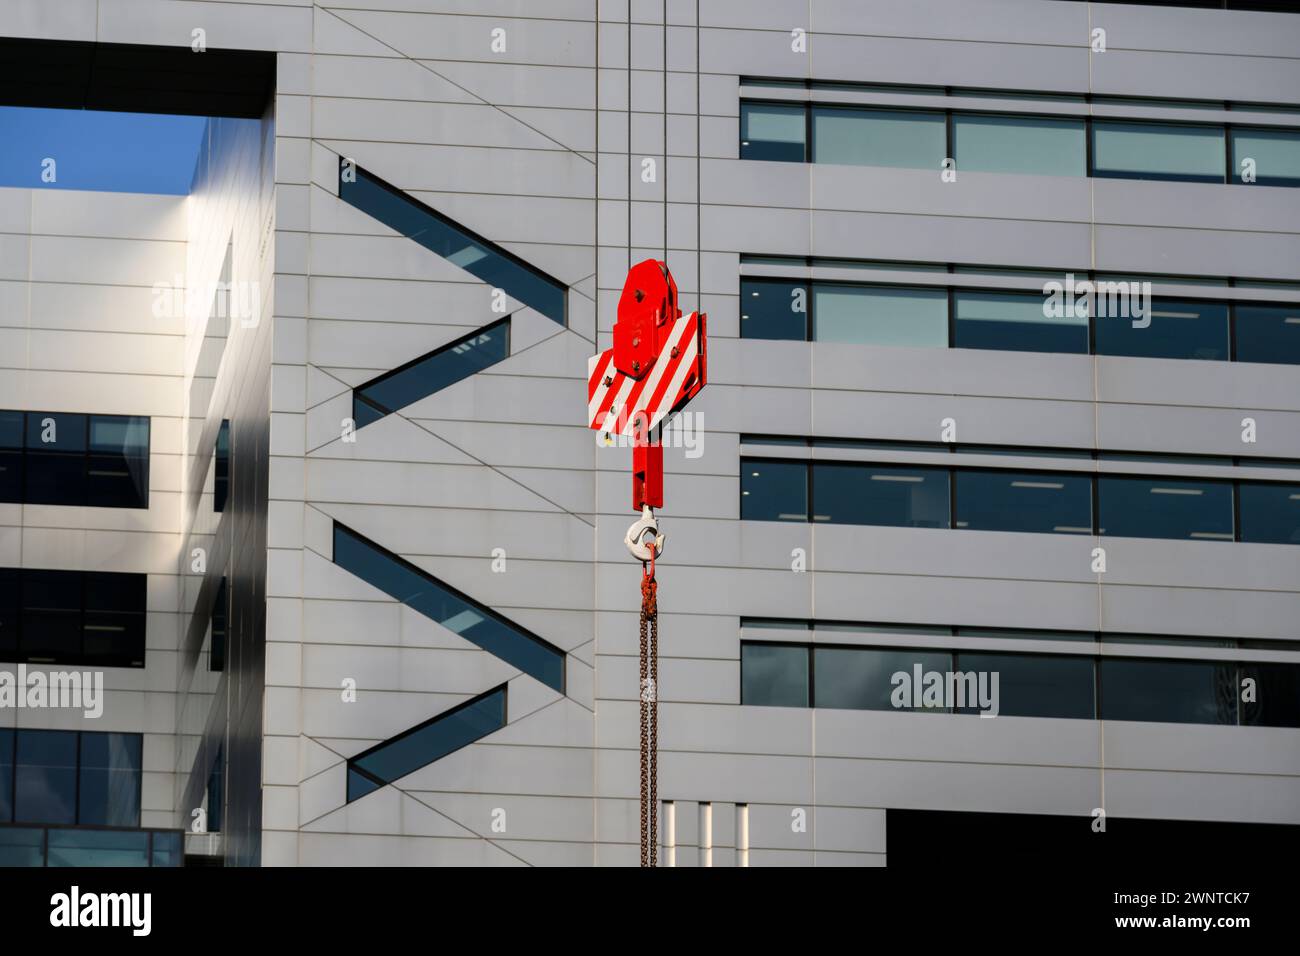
(586, 260, 707, 511)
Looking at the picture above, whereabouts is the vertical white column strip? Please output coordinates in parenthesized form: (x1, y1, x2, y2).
(664, 800, 676, 867)
(737, 803, 749, 867)
(699, 802, 713, 868)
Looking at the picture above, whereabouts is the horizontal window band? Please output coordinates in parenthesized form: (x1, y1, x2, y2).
(739, 640, 1300, 726)
(739, 435, 1300, 475)
(740, 456, 1300, 544)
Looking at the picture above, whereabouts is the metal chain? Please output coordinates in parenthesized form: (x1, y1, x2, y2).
(648, 590, 658, 867)
(639, 566, 658, 867)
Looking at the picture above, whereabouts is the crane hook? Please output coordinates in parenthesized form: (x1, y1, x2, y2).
(624, 505, 665, 564)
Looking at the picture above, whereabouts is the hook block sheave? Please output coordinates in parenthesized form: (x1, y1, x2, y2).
(587, 259, 707, 510)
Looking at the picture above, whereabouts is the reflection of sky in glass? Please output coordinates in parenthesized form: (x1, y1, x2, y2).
(0, 106, 205, 193)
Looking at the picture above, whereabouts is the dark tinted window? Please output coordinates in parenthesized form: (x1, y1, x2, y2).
(1237, 483, 1300, 545)
(83, 572, 147, 667)
(1098, 476, 1234, 541)
(954, 652, 1095, 718)
(740, 278, 807, 340)
(86, 415, 149, 508)
(0, 729, 12, 822)
(813, 646, 953, 711)
(333, 524, 565, 691)
(1240, 663, 1300, 728)
(348, 685, 507, 802)
(14, 730, 77, 824)
(740, 102, 806, 162)
(812, 462, 949, 528)
(954, 289, 1088, 354)
(21, 570, 81, 662)
(77, 733, 142, 827)
(0, 410, 21, 502)
(1095, 299, 1229, 361)
(213, 420, 229, 512)
(741, 459, 807, 521)
(209, 578, 227, 672)
(25, 412, 87, 506)
(955, 469, 1092, 535)
(6, 568, 146, 667)
(340, 164, 565, 324)
(206, 745, 224, 833)
(0, 568, 16, 659)
(1100, 658, 1237, 724)
(1235, 304, 1300, 365)
(741, 643, 808, 707)
(354, 318, 510, 428)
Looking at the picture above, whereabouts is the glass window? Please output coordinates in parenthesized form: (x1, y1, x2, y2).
(1231, 127, 1300, 187)
(954, 469, 1093, 535)
(0, 828, 44, 866)
(206, 745, 224, 833)
(0, 410, 22, 503)
(47, 828, 149, 867)
(811, 107, 946, 169)
(24, 412, 87, 506)
(213, 419, 229, 512)
(741, 459, 807, 522)
(1095, 298, 1229, 361)
(348, 685, 506, 802)
(954, 289, 1088, 354)
(339, 164, 565, 324)
(812, 284, 948, 347)
(0, 568, 16, 660)
(210, 577, 227, 672)
(0, 729, 12, 822)
(333, 524, 565, 692)
(1240, 663, 1300, 728)
(21, 570, 82, 662)
(741, 643, 808, 707)
(952, 114, 1086, 177)
(14, 730, 77, 825)
(1237, 483, 1300, 545)
(813, 646, 953, 711)
(1098, 476, 1234, 541)
(86, 415, 149, 508)
(953, 652, 1095, 718)
(354, 318, 511, 428)
(1092, 122, 1226, 183)
(958, 627, 1094, 643)
(740, 278, 808, 340)
(1235, 303, 1300, 365)
(1100, 658, 1237, 724)
(812, 462, 949, 528)
(151, 830, 183, 867)
(78, 733, 142, 827)
(83, 572, 147, 667)
(740, 102, 806, 162)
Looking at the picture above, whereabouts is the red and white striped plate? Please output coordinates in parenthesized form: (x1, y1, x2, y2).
(586, 311, 706, 438)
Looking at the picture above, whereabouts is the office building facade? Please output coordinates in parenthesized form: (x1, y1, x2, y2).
(1, 0, 1299, 866)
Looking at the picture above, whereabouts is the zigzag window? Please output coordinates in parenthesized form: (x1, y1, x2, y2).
(332, 523, 565, 692)
(347, 685, 507, 802)
(352, 318, 510, 428)
(338, 160, 566, 324)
